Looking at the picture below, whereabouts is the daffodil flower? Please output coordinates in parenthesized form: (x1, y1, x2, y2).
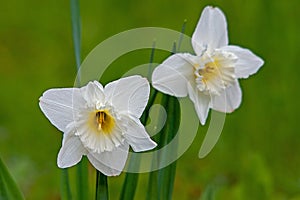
(152, 6, 264, 125)
(39, 75, 157, 176)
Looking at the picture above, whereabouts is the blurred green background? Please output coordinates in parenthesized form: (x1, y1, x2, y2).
(1, 0, 300, 199)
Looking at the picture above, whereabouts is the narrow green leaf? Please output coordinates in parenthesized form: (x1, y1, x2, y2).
(120, 90, 159, 200)
(177, 19, 187, 52)
(157, 96, 180, 200)
(142, 90, 158, 126)
(157, 23, 185, 199)
(70, 0, 81, 72)
(0, 157, 24, 200)
(0, 175, 9, 200)
(119, 42, 157, 200)
(145, 93, 169, 200)
(147, 41, 156, 80)
(146, 93, 180, 200)
(77, 157, 89, 200)
(119, 159, 139, 200)
(61, 169, 72, 200)
(70, 1, 89, 199)
(148, 21, 186, 199)
(145, 170, 158, 200)
(95, 170, 109, 200)
(146, 43, 176, 200)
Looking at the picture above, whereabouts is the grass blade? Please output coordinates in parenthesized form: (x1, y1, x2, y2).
(95, 170, 109, 200)
(0, 157, 24, 200)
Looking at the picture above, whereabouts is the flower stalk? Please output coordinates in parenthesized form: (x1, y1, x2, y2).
(96, 171, 109, 200)
(61, 169, 72, 200)
(120, 42, 157, 200)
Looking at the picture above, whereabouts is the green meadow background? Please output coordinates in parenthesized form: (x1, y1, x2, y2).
(1, 0, 300, 199)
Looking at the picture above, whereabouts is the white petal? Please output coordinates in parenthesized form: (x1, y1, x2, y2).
(104, 75, 150, 118)
(211, 80, 242, 113)
(87, 143, 129, 176)
(122, 115, 157, 152)
(57, 126, 87, 168)
(192, 6, 228, 55)
(81, 81, 105, 107)
(221, 45, 264, 79)
(39, 88, 85, 132)
(187, 82, 211, 125)
(152, 53, 194, 97)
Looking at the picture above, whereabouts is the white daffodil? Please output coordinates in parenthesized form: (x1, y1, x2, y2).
(152, 6, 264, 125)
(39, 75, 157, 176)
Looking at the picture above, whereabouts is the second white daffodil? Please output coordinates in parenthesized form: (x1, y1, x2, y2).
(39, 75, 157, 176)
(152, 6, 264, 125)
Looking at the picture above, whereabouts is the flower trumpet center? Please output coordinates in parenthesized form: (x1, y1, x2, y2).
(94, 110, 115, 134)
(194, 50, 237, 96)
(198, 61, 218, 83)
(75, 106, 124, 153)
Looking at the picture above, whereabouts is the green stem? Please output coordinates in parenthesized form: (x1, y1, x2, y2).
(146, 93, 169, 200)
(147, 25, 184, 198)
(119, 41, 157, 200)
(70, 0, 88, 199)
(157, 96, 180, 200)
(70, 0, 81, 72)
(61, 169, 72, 200)
(119, 169, 139, 200)
(119, 90, 159, 200)
(95, 170, 109, 200)
(77, 158, 89, 200)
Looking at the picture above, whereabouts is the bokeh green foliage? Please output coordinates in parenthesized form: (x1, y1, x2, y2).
(1, 0, 300, 199)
